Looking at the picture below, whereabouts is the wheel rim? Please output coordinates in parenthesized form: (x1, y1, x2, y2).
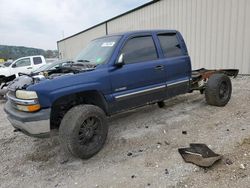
(219, 81, 229, 100)
(78, 116, 102, 146)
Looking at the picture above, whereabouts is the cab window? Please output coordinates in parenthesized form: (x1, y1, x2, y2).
(33, 57, 42, 65)
(13, 58, 31, 67)
(121, 36, 158, 64)
(157, 33, 183, 58)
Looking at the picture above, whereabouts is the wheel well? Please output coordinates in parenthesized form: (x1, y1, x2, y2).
(50, 91, 108, 129)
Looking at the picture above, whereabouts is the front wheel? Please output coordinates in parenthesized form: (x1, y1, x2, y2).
(59, 105, 108, 159)
(205, 74, 232, 107)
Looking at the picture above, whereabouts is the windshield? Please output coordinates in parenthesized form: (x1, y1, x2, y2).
(33, 60, 72, 73)
(75, 36, 121, 65)
(33, 63, 53, 73)
(3, 62, 12, 67)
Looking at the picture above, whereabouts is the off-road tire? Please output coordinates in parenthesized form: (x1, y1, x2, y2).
(205, 74, 232, 107)
(59, 105, 108, 159)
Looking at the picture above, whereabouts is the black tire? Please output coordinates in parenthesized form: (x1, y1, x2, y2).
(59, 105, 108, 159)
(205, 74, 232, 107)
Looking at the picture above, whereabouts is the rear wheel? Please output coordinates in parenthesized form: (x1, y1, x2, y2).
(205, 74, 232, 107)
(59, 105, 108, 159)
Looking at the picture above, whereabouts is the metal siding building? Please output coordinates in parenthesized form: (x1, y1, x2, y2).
(57, 0, 250, 74)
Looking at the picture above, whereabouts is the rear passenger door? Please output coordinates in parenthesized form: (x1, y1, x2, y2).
(156, 32, 191, 97)
(110, 34, 167, 112)
(33, 56, 44, 70)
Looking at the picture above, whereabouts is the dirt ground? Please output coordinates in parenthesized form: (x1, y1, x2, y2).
(0, 76, 249, 188)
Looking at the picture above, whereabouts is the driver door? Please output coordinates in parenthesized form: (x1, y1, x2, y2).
(110, 35, 167, 113)
(10, 58, 33, 75)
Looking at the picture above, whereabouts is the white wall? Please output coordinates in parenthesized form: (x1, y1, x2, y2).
(58, 0, 250, 74)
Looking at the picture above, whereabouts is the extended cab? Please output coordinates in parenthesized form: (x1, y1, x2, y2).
(4, 30, 238, 159)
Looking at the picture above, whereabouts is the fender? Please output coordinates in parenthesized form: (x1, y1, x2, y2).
(27, 67, 111, 108)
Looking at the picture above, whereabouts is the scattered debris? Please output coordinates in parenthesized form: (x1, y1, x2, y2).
(225, 158, 233, 165)
(226, 129, 230, 132)
(145, 126, 149, 129)
(127, 152, 133, 156)
(240, 164, 246, 170)
(157, 142, 162, 145)
(60, 158, 69, 164)
(147, 183, 151, 186)
(164, 141, 170, 145)
(131, 175, 136, 179)
(165, 168, 169, 175)
(138, 149, 143, 153)
(182, 131, 187, 135)
(178, 144, 222, 167)
(240, 138, 250, 146)
(163, 130, 166, 134)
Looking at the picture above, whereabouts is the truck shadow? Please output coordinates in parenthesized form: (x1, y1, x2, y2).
(24, 92, 204, 167)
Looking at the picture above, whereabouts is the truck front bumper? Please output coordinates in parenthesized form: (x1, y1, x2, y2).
(4, 101, 51, 138)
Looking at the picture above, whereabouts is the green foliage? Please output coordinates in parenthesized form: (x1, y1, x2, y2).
(0, 45, 58, 60)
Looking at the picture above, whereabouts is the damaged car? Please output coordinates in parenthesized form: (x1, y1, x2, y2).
(0, 55, 47, 97)
(4, 30, 238, 159)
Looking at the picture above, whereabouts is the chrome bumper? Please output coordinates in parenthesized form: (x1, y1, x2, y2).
(4, 101, 51, 138)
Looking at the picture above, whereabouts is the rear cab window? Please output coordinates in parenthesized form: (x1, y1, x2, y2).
(121, 35, 158, 64)
(33, 57, 43, 65)
(157, 33, 183, 58)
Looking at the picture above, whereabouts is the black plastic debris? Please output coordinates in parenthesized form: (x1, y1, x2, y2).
(131, 175, 136, 179)
(165, 168, 169, 175)
(178, 144, 222, 167)
(127, 152, 133, 156)
(225, 158, 233, 165)
(182, 131, 187, 135)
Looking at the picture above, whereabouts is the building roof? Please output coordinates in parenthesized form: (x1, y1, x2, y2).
(57, 0, 160, 43)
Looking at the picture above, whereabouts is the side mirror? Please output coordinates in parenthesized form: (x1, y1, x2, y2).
(115, 53, 125, 67)
(12, 64, 16, 68)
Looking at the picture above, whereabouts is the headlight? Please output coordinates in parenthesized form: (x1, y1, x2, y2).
(16, 90, 38, 99)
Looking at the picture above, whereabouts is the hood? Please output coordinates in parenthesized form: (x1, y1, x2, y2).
(7, 64, 96, 92)
(8, 75, 34, 91)
(0, 67, 10, 74)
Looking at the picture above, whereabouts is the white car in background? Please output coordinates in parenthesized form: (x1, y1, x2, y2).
(0, 55, 46, 97)
(0, 55, 46, 77)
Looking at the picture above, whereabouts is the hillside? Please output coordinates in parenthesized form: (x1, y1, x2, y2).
(0, 45, 58, 60)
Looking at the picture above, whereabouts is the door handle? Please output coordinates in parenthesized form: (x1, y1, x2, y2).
(154, 65, 164, 70)
(27, 67, 32, 69)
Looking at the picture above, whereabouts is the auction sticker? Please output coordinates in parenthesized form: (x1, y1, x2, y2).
(101, 42, 115, 47)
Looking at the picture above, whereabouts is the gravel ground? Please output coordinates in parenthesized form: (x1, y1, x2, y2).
(0, 76, 250, 188)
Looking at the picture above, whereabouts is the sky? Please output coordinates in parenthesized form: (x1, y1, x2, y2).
(0, 0, 150, 50)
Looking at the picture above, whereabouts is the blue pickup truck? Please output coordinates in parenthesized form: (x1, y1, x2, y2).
(4, 30, 238, 159)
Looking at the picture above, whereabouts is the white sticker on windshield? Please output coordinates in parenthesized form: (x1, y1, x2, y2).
(101, 42, 115, 47)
